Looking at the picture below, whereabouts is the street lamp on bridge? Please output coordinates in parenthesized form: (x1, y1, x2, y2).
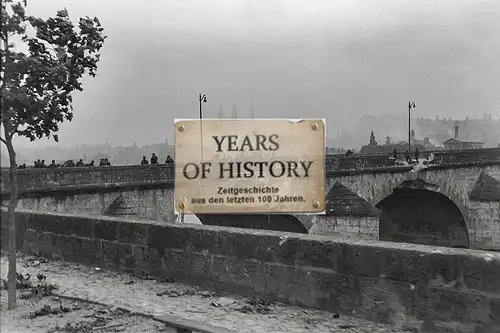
(198, 93, 207, 160)
(408, 101, 416, 155)
(199, 94, 207, 119)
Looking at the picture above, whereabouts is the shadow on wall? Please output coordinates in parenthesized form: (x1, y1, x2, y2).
(196, 214, 309, 234)
(376, 188, 469, 248)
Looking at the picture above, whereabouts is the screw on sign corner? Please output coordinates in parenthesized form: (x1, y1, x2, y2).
(311, 123, 319, 131)
(177, 124, 185, 132)
(313, 200, 320, 209)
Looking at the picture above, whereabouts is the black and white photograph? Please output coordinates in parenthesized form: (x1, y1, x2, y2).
(1, 0, 499, 332)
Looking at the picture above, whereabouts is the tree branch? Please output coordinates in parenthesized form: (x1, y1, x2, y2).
(0, 136, 6, 145)
(1, 23, 9, 95)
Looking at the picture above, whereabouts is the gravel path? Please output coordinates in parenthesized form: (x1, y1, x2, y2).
(1, 254, 408, 333)
(1, 292, 167, 333)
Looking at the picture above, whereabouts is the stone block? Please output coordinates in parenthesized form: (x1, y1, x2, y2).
(335, 243, 496, 290)
(186, 227, 225, 255)
(15, 211, 29, 233)
(69, 215, 94, 239)
(291, 268, 328, 308)
(356, 276, 417, 327)
(132, 245, 162, 275)
(308, 270, 356, 314)
(147, 224, 219, 254)
(101, 240, 133, 270)
(38, 232, 58, 259)
(22, 229, 39, 254)
(264, 263, 350, 311)
(93, 219, 119, 241)
(116, 221, 148, 245)
(53, 234, 80, 261)
(210, 255, 266, 294)
(147, 224, 178, 253)
(162, 249, 211, 282)
(293, 238, 339, 270)
(270, 237, 298, 266)
(264, 262, 294, 302)
(54, 235, 102, 266)
(414, 285, 495, 327)
(243, 232, 286, 263)
(222, 231, 271, 261)
(335, 242, 383, 277)
(147, 247, 164, 273)
(39, 214, 71, 236)
(375, 249, 442, 283)
(460, 255, 500, 294)
(78, 238, 102, 266)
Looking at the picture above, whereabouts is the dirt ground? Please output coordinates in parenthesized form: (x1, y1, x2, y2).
(0, 291, 169, 333)
(1, 253, 411, 333)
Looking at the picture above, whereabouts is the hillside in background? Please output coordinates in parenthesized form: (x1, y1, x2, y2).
(2, 114, 498, 166)
(2, 141, 174, 167)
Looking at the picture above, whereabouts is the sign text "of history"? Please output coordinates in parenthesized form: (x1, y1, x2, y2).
(182, 135, 314, 180)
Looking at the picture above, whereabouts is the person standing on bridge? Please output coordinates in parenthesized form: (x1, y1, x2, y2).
(165, 155, 174, 164)
(404, 150, 411, 163)
(141, 156, 149, 165)
(414, 148, 420, 163)
(151, 153, 158, 164)
(392, 148, 398, 160)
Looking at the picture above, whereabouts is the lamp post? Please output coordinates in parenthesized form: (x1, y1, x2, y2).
(408, 101, 416, 155)
(199, 93, 207, 119)
(198, 94, 207, 160)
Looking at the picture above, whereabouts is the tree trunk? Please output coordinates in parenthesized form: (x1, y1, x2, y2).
(2, 8, 18, 310)
(5, 135, 18, 309)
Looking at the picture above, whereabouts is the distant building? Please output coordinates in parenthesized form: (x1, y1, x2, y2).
(443, 138, 483, 150)
(443, 124, 484, 150)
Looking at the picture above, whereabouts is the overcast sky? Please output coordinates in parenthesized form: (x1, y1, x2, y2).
(11, 0, 500, 148)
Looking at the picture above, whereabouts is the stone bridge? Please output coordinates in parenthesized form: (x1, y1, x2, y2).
(1, 148, 500, 250)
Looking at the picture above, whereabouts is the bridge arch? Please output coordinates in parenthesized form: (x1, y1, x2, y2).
(338, 173, 472, 234)
(375, 181, 470, 248)
(195, 213, 309, 233)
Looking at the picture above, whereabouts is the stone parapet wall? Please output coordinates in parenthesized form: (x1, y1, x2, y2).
(2, 148, 499, 195)
(1, 209, 499, 332)
(434, 147, 500, 164)
(0, 164, 174, 195)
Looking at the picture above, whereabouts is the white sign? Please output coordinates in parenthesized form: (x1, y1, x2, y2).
(174, 119, 326, 214)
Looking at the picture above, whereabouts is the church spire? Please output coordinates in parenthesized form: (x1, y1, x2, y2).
(231, 102, 238, 119)
(217, 103, 224, 118)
